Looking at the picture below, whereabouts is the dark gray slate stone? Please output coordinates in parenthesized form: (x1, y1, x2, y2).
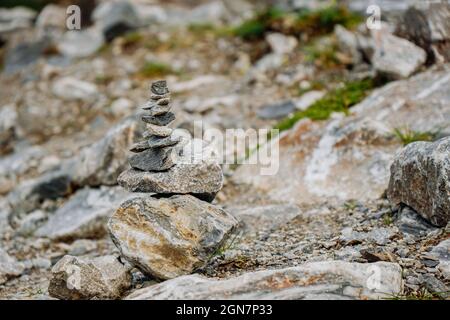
(257, 100, 296, 120)
(4, 38, 51, 74)
(151, 80, 169, 95)
(147, 135, 180, 148)
(142, 112, 175, 126)
(128, 147, 175, 171)
(394, 206, 437, 236)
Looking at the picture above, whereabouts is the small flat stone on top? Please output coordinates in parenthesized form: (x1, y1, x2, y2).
(151, 80, 169, 95)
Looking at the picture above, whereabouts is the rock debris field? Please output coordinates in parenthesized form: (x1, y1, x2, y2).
(0, 0, 449, 300)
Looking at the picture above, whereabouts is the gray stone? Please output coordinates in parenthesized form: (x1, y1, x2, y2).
(57, 27, 105, 58)
(334, 25, 362, 65)
(257, 100, 296, 120)
(395, 206, 437, 236)
(266, 32, 298, 55)
(0, 248, 24, 285)
(128, 146, 175, 172)
(48, 255, 132, 300)
(430, 239, 450, 279)
(4, 38, 50, 74)
(126, 261, 402, 300)
(108, 195, 238, 280)
(147, 135, 180, 148)
(119, 139, 223, 201)
(92, 0, 140, 41)
(142, 112, 175, 126)
(35, 187, 140, 241)
(387, 137, 450, 226)
(372, 32, 426, 79)
(420, 274, 449, 298)
(35, 4, 66, 30)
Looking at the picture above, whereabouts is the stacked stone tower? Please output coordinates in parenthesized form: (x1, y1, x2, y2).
(108, 80, 238, 280)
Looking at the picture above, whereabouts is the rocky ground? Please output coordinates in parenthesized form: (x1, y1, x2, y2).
(0, 0, 449, 300)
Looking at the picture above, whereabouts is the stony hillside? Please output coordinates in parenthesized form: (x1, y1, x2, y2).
(0, 0, 449, 300)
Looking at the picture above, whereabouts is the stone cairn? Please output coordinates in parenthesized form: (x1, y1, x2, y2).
(128, 80, 180, 172)
(107, 80, 238, 280)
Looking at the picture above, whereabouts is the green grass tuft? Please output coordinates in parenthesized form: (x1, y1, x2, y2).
(139, 61, 175, 78)
(393, 127, 439, 146)
(232, 5, 363, 41)
(274, 79, 374, 132)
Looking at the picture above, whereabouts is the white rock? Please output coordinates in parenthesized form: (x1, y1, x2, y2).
(0, 7, 36, 34)
(294, 90, 326, 110)
(266, 32, 298, 55)
(183, 95, 239, 113)
(170, 75, 224, 93)
(52, 77, 99, 102)
(0, 248, 24, 285)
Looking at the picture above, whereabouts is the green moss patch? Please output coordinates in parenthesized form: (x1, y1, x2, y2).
(274, 79, 375, 132)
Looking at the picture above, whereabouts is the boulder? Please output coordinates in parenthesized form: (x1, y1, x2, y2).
(35, 187, 141, 241)
(0, 7, 36, 34)
(126, 261, 402, 300)
(108, 195, 238, 280)
(372, 32, 426, 79)
(387, 137, 450, 226)
(48, 255, 131, 300)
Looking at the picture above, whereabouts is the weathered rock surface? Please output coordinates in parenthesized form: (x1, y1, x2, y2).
(126, 261, 402, 300)
(119, 139, 223, 202)
(429, 239, 450, 279)
(0, 248, 24, 285)
(71, 116, 143, 187)
(234, 66, 450, 205)
(387, 137, 450, 226)
(372, 32, 426, 79)
(35, 187, 140, 241)
(48, 255, 131, 300)
(108, 195, 238, 280)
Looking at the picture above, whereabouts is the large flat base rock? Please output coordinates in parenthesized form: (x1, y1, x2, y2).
(126, 261, 402, 300)
(108, 195, 238, 280)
